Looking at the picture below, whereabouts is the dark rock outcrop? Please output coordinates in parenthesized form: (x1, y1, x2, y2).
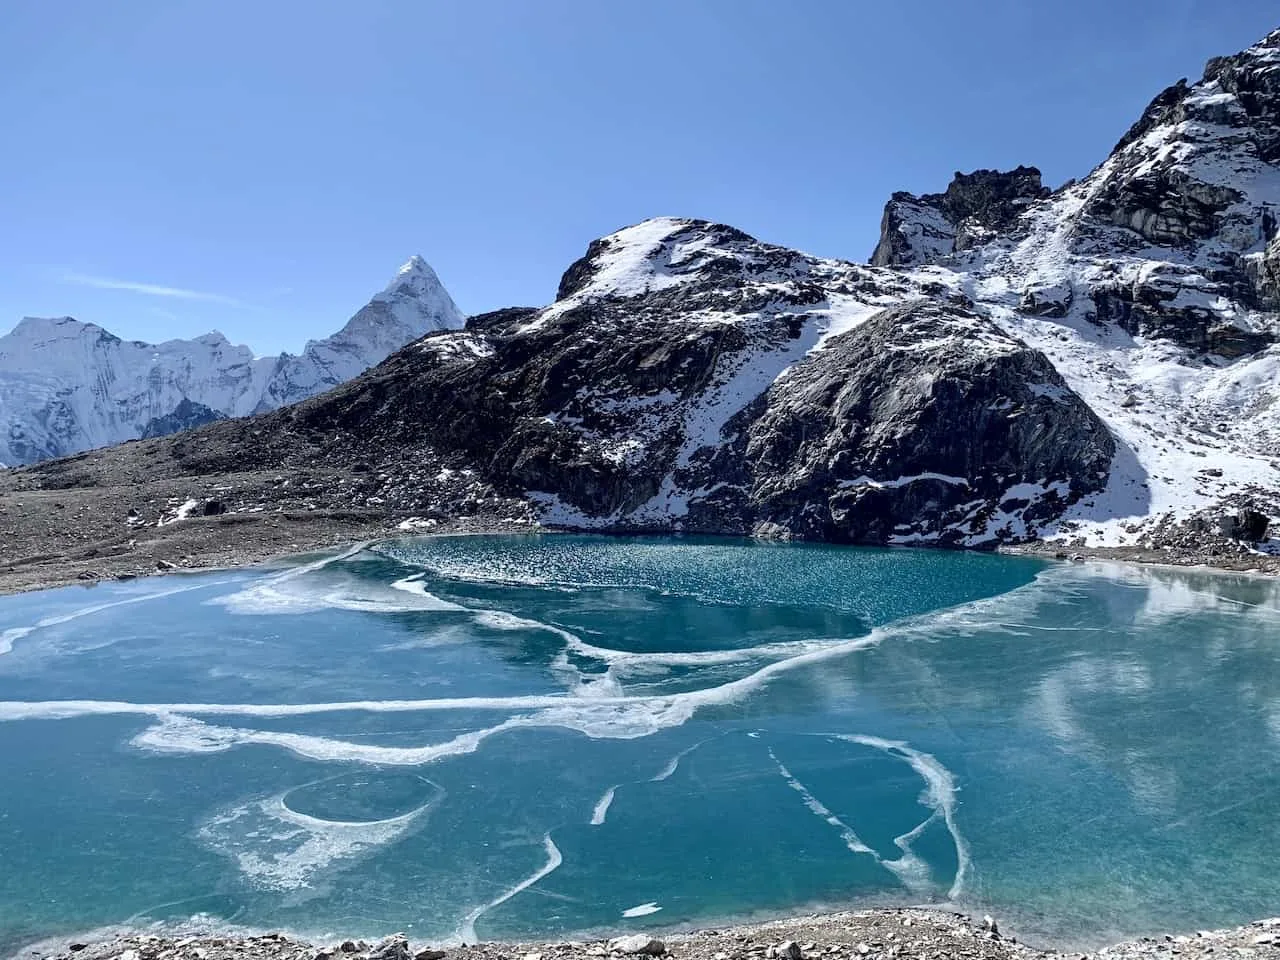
(870, 167, 1050, 267)
(735, 303, 1114, 544)
(140, 398, 226, 439)
(1080, 29, 1280, 257)
(1218, 507, 1270, 542)
(1088, 265, 1274, 357)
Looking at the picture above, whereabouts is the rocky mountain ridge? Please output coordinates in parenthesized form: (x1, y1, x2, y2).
(8, 27, 1280, 557)
(0, 256, 463, 467)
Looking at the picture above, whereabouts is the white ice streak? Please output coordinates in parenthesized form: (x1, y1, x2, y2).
(209, 547, 465, 616)
(767, 748, 877, 857)
(454, 834, 563, 945)
(651, 740, 711, 781)
(833, 734, 971, 899)
(0, 627, 32, 656)
(564, 633, 848, 671)
(132, 714, 517, 765)
(621, 902, 663, 918)
(590, 786, 617, 825)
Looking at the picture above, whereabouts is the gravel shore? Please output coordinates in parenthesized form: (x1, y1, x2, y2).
(2, 470, 1278, 598)
(0, 464, 530, 595)
(13, 910, 1280, 960)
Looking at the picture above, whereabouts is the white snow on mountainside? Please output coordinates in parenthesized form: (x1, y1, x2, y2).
(0, 256, 463, 467)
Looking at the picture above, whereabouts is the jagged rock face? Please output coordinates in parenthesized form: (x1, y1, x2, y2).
(0, 257, 463, 467)
(870, 167, 1050, 268)
(1076, 29, 1280, 263)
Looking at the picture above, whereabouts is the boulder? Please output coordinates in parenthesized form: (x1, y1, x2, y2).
(608, 936, 665, 956)
(1219, 508, 1270, 542)
(369, 935, 410, 960)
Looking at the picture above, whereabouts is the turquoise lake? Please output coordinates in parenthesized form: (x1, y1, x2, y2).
(0, 536, 1278, 954)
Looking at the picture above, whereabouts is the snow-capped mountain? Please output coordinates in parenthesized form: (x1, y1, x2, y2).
(0, 256, 463, 466)
(14, 27, 1280, 556)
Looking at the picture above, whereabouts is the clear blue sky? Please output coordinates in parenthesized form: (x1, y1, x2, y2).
(1, 1, 1276, 354)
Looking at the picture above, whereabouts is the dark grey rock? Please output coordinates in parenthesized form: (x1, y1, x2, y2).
(369, 935, 410, 960)
(140, 399, 226, 441)
(1219, 508, 1270, 542)
(870, 167, 1050, 267)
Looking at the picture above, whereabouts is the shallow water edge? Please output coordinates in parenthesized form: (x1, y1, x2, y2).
(4, 514, 1279, 601)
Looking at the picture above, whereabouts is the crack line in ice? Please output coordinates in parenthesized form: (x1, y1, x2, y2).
(0, 580, 228, 658)
(454, 833, 562, 945)
(651, 738, 714, 781)
(766, 747, 878, 858)
(831, 734, 971, 899)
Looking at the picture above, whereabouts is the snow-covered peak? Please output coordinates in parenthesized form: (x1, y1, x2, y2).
(551, 216, 793, 308)
(373, 254, 457, 311)
(1241, 27, 1280, 58)
(350, 254, 465, 339)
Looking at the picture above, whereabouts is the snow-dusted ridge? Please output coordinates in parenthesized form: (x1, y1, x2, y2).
(0, 257, 463, 466)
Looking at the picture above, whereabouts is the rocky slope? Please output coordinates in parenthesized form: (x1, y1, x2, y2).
(7, 28, 1280, 558)
(0, 257, 463, 467)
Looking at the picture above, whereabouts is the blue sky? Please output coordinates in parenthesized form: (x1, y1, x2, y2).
(1, 1, 1277, 354)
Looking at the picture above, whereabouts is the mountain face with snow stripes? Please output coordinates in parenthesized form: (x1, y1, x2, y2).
(0, 256, 463, 467)
(13, 28, 1280, 553)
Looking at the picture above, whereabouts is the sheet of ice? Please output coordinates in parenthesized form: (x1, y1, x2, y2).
(621, 902, 662, 918)
(0, 581, 225, 658)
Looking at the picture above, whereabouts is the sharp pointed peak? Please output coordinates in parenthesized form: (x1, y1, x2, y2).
(377, 254, 447, 301)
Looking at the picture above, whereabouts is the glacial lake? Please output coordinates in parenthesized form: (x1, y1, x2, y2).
(0, 535, 1278, 954)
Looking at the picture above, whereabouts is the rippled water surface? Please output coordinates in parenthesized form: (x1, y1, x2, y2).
(1, 535, 1278, 953)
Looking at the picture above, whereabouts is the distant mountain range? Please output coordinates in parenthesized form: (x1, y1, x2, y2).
(0, 256, 463, 466)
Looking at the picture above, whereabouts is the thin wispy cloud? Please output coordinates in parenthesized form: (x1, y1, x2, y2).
(60, 271, 251, 308)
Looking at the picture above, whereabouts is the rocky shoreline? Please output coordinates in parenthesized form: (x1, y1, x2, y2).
(1, 479, 1278, 598)
(2, 492, 1280, 598)
(12, 910, 1280, 960)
